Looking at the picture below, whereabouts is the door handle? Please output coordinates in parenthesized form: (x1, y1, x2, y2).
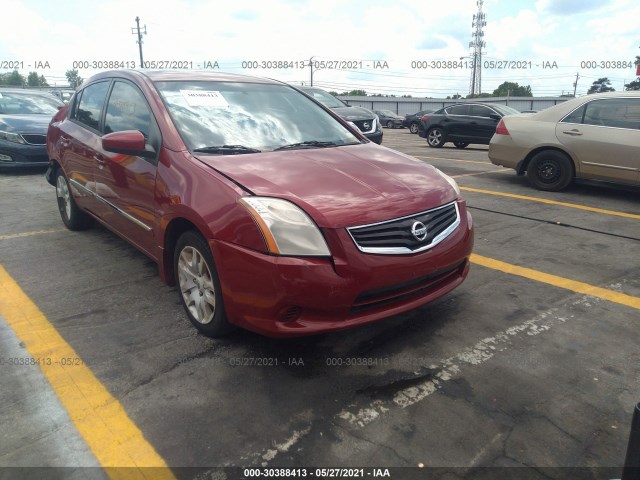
(562, 129, 583, 136)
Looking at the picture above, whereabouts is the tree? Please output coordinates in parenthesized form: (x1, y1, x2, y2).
(466, 92, 493, 98)
(340, 89, 367, 96)
(27, 71, 48, 87)
(625, 79, 640, 91)
(587, 77, 615, 94)
(0, 70, 26, 86)
(328, 90, 340, 96)
(624, 56, 640, 91)
(492, 81, 532, 97)
(65, 69, 83, 89)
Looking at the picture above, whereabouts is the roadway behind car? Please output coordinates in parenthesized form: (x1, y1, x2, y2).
(0, 128, 637, 474)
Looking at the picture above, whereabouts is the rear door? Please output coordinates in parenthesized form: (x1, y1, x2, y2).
(556, 97, 640, 184)
(443, 105, 470, 138)
(61, 80, 111, 215)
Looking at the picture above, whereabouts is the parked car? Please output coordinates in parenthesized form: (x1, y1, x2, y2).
(0, 89, 63, 169)
(374, 109, 405, 129)
(46, 70, 473, 338)
(489, 92, 640, 191)
(403, 109, 435, 133)
(418, 103, 520, 148)
(299, 86, 382, 144)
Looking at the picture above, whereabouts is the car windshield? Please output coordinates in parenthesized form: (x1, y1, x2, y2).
(380, 110, 396, 116)
(155, 81, 361, 152)
(492, 104, 521, 116)
(0, 92, 61, 115)
(301, 88, 346, 109)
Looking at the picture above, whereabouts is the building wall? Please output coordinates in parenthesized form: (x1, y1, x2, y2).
(339, 96, 570, 114)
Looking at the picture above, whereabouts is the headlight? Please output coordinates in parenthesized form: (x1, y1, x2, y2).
(240, 197, 330, 256)
(436, 169, 460, 196)
(0, 130, 26, 144)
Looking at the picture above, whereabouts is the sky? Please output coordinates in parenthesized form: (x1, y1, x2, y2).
(2, 0, 639, 97)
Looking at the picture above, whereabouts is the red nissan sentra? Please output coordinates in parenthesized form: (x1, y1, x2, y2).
(46, 70, 473, 338)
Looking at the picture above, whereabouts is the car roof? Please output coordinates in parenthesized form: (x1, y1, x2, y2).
(530, 91, 640, 121)
(0, 88, 60, 96)
(83, 69, 282, 85)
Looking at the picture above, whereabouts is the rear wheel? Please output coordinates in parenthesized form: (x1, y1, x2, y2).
(409, 122, 419, 134)
(174, 231, 235, 337)
(454, 141, 469, 149)
(55, 169, 92, 230)
(426, 128, 446, 148)
(526, 151, 574, 191)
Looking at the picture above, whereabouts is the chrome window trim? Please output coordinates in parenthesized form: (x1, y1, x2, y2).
(69, 178, 152, 231)
(347, 201, 460, 255)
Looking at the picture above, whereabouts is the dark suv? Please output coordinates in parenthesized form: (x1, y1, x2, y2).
(299, 87, 382, 144)
(418, 103, 520, 148)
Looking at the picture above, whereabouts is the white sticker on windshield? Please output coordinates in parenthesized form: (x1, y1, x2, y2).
(180, 90, 229, 107)
(0, 93, 3, 98)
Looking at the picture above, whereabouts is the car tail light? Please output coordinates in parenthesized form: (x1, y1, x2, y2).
(420, 116, 429, 122)
(495, 119, 510, 135)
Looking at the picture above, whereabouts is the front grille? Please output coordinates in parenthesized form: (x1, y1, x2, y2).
(347, 202, 459, 254)
(350, 260, 466, 314)
(352, 118, 375, 134)
(21, 134, 47, 145)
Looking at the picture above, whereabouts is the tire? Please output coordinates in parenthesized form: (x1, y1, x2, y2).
(426, 128, 446, 148)
(174, 231, 235, 337)
(454, 142, 469, 149)
(526, 151, 574, 191)
(55, 168, 92, 230)
(409, 122, 419, 134)
(386, 120, 393, 128)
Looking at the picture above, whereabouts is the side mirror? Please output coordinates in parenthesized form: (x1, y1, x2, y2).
(102, 130, 156, 159)
(489, 114, 501, 121)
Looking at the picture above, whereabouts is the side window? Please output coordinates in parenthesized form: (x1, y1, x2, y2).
(105, 81, 152, 138)
(446, 105, 469, 115)
(469, 105, 493, 117)
(74, 82, 110, 131)
(561, 105, 585, 124)
(582, 98, 640, 129)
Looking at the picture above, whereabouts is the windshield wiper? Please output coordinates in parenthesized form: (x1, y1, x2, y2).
(193, 145, 261, 154)
(274, 141, 339, 151)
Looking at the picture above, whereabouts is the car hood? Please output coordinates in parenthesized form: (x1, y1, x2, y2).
(330, 106, 376, 121)
(0, 114, 52, 133)
(196, 144, 457, 228)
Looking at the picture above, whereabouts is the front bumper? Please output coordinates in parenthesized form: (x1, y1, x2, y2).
(365, 131, 383, 145)
(211, 202, 473, 337)
(0, 140, 49, 168)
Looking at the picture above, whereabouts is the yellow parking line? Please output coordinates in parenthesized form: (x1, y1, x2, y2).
(452, 170, 511, 179)
(0, 228, 67, 241)
(460, 186, 640, 220)
(471, 254, 640, 310)
(0, 264, 175, 480)
(414, 155, 493, 166)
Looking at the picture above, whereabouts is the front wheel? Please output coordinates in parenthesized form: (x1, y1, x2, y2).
(386, 120, 394, 128)
(426, 128, 446, 148)
(526, 151, 574, 191)
(55, 169, 92, 230)
(454, 142, 469, 149)
(174, 231, 235, 337)
(409, 122, 419, 134)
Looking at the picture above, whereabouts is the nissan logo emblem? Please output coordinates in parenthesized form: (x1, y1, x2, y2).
(363, 122, 370, 130)
(411, 221, 428, 241)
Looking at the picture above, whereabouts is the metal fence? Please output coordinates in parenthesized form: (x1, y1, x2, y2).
(339, 96, 571, 114)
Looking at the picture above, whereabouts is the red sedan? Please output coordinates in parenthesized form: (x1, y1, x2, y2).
(46, 70, 473, 337)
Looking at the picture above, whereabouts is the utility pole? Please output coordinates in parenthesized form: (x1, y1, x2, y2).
(469, 0, 486, 97)
(309, 57, 314, 86)
(572, 72, 579, 97)
(131, 17, 147, 69)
